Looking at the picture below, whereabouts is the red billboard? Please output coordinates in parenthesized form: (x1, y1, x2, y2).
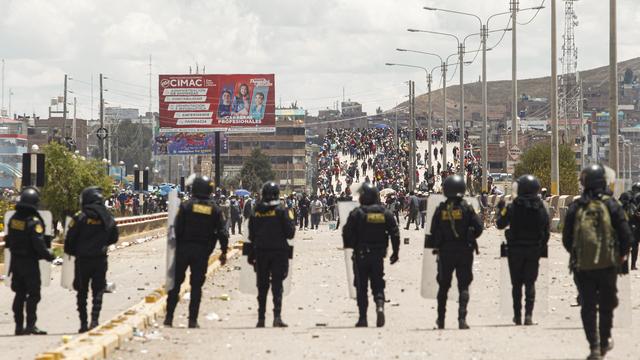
(158, 74, 275, 132)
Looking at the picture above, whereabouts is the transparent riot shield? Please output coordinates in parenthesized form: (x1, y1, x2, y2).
(616, 274, 632, 328)
(165, 190, 179, 292)
(3, 210, 53, 287)
(338, 201, 359, 299)
(61, 216, 75, 290)
(421, 195, 480, 299)
(238, 211, 293, 296)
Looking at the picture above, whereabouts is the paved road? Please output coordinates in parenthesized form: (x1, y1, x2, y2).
(0, 229, 244, 360)
(112, 224, 639, 360)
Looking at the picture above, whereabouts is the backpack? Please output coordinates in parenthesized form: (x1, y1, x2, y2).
(572, 197, 618, 271)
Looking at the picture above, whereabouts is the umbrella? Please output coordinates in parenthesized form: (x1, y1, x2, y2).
(374, 123, 390, 129)
(235, 189, 251, 197)
(380, 188, 396, 198)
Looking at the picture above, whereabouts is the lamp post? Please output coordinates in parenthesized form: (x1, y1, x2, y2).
(118, 160, 125, 185)
(102, 158, 110, 176)
(423, 5, 543, 190)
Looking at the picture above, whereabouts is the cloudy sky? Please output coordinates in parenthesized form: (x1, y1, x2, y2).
(0, 0, 638, 119)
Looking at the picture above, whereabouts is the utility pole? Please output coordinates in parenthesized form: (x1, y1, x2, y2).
(72, 97, 77, 143)
(551, 0, 560, 195)
(442, 62, 448, 172)
(481, 24, 489, 192)
(148, 54, 153, 114)
(609, 0, 618, 174)
(427, 73, 433, 168)
(63, 74, 68, 137)
(459, 43, 465, 175)
(409, 80, 416, 191)
(394, 104, 399, 150)
(1, 59, 4, 116)
(511, 0, 519, 147)
(99, 73, 105, 160)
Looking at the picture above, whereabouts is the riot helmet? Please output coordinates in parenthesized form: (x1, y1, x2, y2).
(516, 174, 541, 197)
(19, 187, 40, 208)
(261, 181, 279, 202)
(81, 186, 104, 206)
(443, 175, 466, 199)
(632, 182, 640, 194)
(619, 191, 632, 205)
(580, 164, 607, 191)
(191, 176, 214, 199)
(358, 182, 379, 206)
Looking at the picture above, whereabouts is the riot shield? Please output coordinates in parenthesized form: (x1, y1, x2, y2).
(61, 216, 75, 290)
(238, 239, 293, 296)
(338, 201, 359, 299)
(3, 210, 53, 287)
(616, 274, 632, 328)
(421, 195, 480, 299)
(165, 190, 179, 292)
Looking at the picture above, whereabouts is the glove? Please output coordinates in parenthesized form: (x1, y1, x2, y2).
(219, 251, 227, 266)
(497, 200, 506, 210)
(248, 253, 256, 266)
(431, 249, 439, 256)
(390, 252, 399, 265)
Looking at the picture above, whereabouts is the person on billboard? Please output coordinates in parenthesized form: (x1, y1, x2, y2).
(232, 84, 250, 116)
(218, 90, 233, 117)
(251, 92, 266, 120)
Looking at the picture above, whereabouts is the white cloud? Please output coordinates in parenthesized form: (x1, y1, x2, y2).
(0, 0, 639, 119)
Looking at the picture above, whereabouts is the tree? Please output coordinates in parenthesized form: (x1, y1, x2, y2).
(240, 149, 275, 192)
(514, 141, 579, 195)
(113, 120, 152, 169)
(41, 142, 112, 228)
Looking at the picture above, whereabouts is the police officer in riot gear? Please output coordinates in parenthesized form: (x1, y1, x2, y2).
(164, 176, 228, 328)
(619, 192, 638, 270)
(343, 182, 400, 327)
(5, 187, 54, 335)
(247, 181, 296, 328)
(428, 175, 483, 330)
(496, 175, 550, 326)
(563, 164, 632, 359)
(65, 186, 119, 333)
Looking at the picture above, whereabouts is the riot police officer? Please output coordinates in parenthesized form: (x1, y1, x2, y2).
(247, 182, 296, 328)
(496, 175, 550, 326)
(342, 182, 400, 327)
(619, 192, 638, 270)
(563, 164, 631, 359)
(428, 175, 483, 330)
(5, 187, 54, 335)
(164, 176, 228, 328)
(65, 186, 119, 333)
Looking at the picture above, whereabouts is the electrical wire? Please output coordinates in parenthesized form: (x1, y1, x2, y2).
(516, 1, 546, 26)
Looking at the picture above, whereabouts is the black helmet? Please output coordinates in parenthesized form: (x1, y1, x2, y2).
(19, 187, 40, 207)
(580, 164, 606, 191)
(516, 174, 541, 196)
(81, 186, 104, 206)
(443, 175, 466, 199)
(632, 182, 640, 194)
(191, 176, 214, 199)
(358, 182, 379, 206)
(634, 193, 640, 205)
(261, 181, 279, 202)
(619, 191, 632, 205)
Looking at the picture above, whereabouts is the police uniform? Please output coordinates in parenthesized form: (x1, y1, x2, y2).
(429, 198, 483, 329)
(248, 201, 296, 327)
(563, 165, 633, 358)
(6, 203, 54, 335)
(64, 188, 119, 332)
(165, 196, 228, 328)
(343, 203, 399, 327)
(496, 194, 550, 325)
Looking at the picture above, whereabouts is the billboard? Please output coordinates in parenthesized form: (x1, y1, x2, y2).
(159, 74, 275, 132)
(153, 132, 228, 156)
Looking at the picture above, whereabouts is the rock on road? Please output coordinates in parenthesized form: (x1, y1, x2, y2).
(112, 225, 639, 360)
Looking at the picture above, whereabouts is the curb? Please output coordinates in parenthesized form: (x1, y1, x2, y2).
(35, 242, 242, 360)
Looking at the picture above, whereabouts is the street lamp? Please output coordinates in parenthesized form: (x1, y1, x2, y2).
(102, 158, 110, 176)
(423, 5, 541, 190)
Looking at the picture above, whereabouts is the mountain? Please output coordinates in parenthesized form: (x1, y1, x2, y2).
(399, 57, 640, 120)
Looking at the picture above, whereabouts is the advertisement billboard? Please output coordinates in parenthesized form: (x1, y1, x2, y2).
(153, 132, 228, 156)
(159, 74, 275, 132)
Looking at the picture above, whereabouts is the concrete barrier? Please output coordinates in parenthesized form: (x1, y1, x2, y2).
(35, 242, 243, 360)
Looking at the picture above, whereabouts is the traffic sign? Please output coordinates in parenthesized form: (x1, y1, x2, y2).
(509, 145, 521, 161)
(96, 127, 108, 140)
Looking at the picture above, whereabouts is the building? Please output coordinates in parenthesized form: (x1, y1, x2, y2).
(0, 117, 28, 187)
(28, 117, 89, 156)
(105, 107, 139, 123)
(224, 108, 306, 192)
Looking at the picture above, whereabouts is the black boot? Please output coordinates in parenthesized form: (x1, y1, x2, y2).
(524, 285, 535, 326)
(436, 288, 447, 329)
(436, 316, 445, 329)
(188, 320, 200, 329)
(25, 326, 47, 335)
(256, 318, 265, 328)
(14, 325, 24, 336)
(458, 290, 470, 330)
(375, 299, 385, 328)
(600, 338, 613, 357)
(587, 347, 602, 360)
(273, 316, 288, 328)
(355, 316, 368, 327)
